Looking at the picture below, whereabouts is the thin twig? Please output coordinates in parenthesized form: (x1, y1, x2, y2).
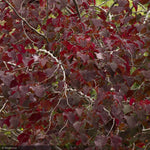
(65, 6, 74, 15)
(38, 49, 72, 133)
(106, 0, 117, 19)
(3, 0, 47, 40)
(72, 0, 80, 18)
(20, 0, 38, 43)
(91, 5, 107, 13)
(55, 146, 63, 150)
(144, 9, 150, 24)
(3, 61, 9, 70)
(107, 118, 115, 136)
(137, 2, 147, 11)
(144, 142, 150, 150)
(45, 98, 62, 133)
(67, 87, 94, 104)
(59, 120, 68, 133)
(0, 100, 8, 113)
(38, 49, 71, 107)
(38, 49, 61, 66)
(142, 127, 150, 132)
(132, 143, 135, 150)
(39, 65, 59, 84)
(103, 107, 116, 136)
(22, 21, 37, 43)
(98, 0, 110, 7)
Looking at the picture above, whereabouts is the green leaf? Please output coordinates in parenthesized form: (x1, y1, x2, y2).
(90, 88, 97, 100)
(143, 52, 149, 57)
(131, 82, 139, 90)
(4, 131, 11, 136)
(130, 66, 136, 75)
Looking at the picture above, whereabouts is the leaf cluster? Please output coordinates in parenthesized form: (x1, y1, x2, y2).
(0, 0, 150, 149)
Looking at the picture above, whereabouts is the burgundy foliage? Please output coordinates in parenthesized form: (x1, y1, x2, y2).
(0, 0, 150, 149)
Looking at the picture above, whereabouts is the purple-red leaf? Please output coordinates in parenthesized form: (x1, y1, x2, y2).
(17, 133, 30, 144)
(31, 85, 45, 98)
(111, 135, 122, 148)
(94, 135, 108, 148)
(26, 48, 36, 54)
(29, 113, 42, 122)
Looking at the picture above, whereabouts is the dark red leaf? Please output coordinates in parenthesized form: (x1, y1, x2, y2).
(139, 0, 149, 4)
(46, 18, 52, 25)
(17, 133, 30, 144)
(136, 142, 145, 148)
(26, 48, 36, 54)
(10, 79, 18, 88)
(88, 52, 95, 59)
(93, 0, 96, 5)
(32, 71, 46, 82)
(29, 113, 42, 122)
(76, 140, 81, 146)
(3, 116, 11, 127)
(19, 44, 26, 53)
(140, 99, 150, 105)
(2, 53, 11, 61)
(98, 11, 106, 20)
(17, 73, 30, 84)
(40, 100, 51, 111)
(40, 0, 46, 7)
(17, 53, 23, 65)
(28, 59, 34, 67)
(82, 2, 89, 9)
(133, 1, 138, 11)
(129, 98, 135, 106)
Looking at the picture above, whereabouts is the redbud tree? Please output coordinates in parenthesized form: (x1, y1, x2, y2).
(0, 0, 150, 149)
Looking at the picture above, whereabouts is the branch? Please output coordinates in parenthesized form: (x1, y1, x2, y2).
(99, 0, 110, 7)
(137, 2, 147, 11)
(38, 49, 71, 108)
(103, 107, 116, 136)
(0, 100, 8, 113)
(67, 87, 94, 104)
(45, 98, 62, 133)
(38, 49, 72, 133)
(3, 0, 47, 40)
(142, 127, 150, 132)
(65, 6, 74, 15)
(144, 9, 150, 24)
(72, 0, 80, 18)
(132, 143, 135, 150)
(20, 0, 38, 43)
(3, 61, 9, 70)
(22, 21, 37, 43)
(39, 65, 59, 84)
(59, 120, 68, 133)
(144, 142, 150, 150)
(106, 0, 117, 20)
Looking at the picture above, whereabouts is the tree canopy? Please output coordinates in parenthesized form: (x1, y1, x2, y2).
(0, 0, 150, 149)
